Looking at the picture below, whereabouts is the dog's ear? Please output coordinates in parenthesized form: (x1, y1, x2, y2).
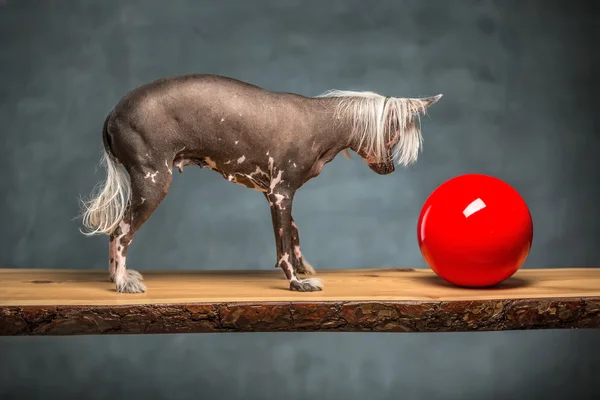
(419, 94, 443, 109)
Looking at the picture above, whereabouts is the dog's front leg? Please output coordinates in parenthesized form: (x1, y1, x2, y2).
(290, 217, 316, 276)
(265, 190, 323, 292)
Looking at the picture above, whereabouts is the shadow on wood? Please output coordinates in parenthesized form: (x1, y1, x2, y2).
(413, 274, 535, 290)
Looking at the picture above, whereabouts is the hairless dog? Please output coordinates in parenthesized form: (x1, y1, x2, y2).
(79, 74, 441, 294)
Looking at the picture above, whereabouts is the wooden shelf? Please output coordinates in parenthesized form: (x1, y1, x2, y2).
(1, 268, 599, 335)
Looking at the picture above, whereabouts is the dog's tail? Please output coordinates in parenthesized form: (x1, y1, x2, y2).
(79, 113, 131, 236)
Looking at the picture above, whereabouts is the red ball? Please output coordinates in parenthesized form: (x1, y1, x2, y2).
(417, 174, 533, 287)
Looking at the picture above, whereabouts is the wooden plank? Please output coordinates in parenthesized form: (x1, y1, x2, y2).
(1, 268, 599, 335)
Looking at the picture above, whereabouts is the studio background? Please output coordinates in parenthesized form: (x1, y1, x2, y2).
(1, 0, 599, 399)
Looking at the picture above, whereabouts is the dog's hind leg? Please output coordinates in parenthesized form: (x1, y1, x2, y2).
(109, 235, 117, 282)
(112, 162, 173, 293)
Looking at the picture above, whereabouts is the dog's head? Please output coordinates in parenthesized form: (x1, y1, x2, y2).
(351, 94, 442, 175)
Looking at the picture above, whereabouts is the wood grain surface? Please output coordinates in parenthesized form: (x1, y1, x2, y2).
(1, 268, 599, 335)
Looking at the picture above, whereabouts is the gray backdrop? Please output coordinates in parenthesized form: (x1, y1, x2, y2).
(1, 0, 599, 399)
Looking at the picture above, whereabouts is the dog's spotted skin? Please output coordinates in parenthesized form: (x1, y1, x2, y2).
(84, 74, 441, 293)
